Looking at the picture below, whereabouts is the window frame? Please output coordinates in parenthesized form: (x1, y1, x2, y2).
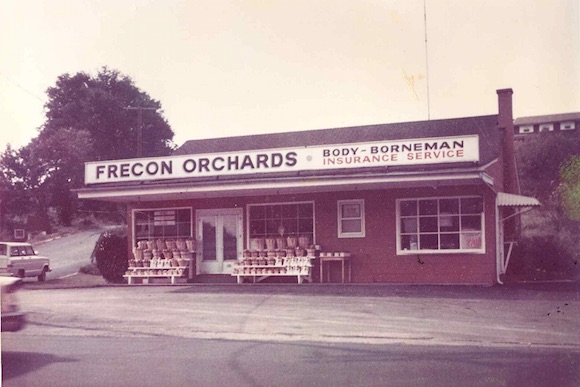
(337, 199, 366, 238)
(246, 201, 316, 245)
(539, 123, 554, 132)
(560, 121, 576, 131)
(132, 207, 193, 247)
(396, 196, 485, 255)
(518, 125, 534, 134)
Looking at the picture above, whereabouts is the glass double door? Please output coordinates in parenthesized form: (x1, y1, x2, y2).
(196, 209, 243, 274)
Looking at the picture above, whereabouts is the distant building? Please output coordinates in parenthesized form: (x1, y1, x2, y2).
(514, 112, 579, 138)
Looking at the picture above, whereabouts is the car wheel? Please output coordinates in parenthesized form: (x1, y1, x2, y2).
(38, 268, 47, 282)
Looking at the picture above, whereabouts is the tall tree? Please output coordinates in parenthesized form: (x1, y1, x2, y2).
(559, 156, 580, 221)
(43, 67, 175, 161)
(1, 67, 175, 226)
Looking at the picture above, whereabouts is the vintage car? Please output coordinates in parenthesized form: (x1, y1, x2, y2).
(0, 242, 51, 281)
(1, 276, 26, 332)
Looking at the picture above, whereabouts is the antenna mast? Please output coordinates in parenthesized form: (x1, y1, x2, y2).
(424, 0, 431, 120)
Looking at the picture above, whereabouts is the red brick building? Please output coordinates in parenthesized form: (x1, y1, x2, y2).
(78, 89, 539, 285)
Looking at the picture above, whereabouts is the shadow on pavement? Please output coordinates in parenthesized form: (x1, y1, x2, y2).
(1, 350, 77, 381)
(170, 281, 580, 301)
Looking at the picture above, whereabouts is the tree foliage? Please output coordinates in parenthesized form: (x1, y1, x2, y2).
(1, 67, 175, 226)
(516, 132, 580, 203)
(44, 67, 175, 161)
(560, 156, 580, 221)
(513, 131, 580, 280)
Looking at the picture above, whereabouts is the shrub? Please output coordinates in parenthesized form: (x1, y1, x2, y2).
(79, 263, 101, 275)
(508, 235, 579, 281)
(93, 228, 128, 283)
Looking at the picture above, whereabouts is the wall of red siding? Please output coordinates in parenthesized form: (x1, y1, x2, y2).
(127, 183, 498, 285)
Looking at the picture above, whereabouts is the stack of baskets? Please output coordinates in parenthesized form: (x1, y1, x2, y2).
(129, 238, 196, 268)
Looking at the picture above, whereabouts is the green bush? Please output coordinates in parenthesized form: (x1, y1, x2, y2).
(93, 228, 128, 283)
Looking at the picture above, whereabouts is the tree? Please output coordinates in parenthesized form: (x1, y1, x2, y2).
(0, 144, 47, 219)
(512, 132, 580, 280)
(26, 128, 94, 225)
(43, 67, 175, 161)
(516, 132, 580, 203)
(560, 156, 580, 221)
(0, 67, 175, 226)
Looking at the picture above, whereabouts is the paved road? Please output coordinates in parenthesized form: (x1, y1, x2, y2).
(16, 283, 580, 348)
(2, 334, 579, 387)
(5, 282, 580, 386)
(32, 228, 104, 280)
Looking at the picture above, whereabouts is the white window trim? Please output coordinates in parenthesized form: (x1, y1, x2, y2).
(338, 199, 366, 238)
(518, 125, 534, 134)
(395, 196, 486, 255)
(539, 123, 554, 132)
(560, 121, 576, 131)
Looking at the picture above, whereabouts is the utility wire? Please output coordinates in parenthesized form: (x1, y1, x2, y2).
(0, 71, 45, 103)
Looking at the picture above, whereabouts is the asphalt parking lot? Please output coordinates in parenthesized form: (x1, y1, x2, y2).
(17, 278, 580, 349)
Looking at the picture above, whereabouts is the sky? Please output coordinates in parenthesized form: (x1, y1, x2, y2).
(1, 0, 579, 150)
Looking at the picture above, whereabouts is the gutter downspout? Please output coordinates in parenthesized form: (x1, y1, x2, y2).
(495, 195, 504, 285)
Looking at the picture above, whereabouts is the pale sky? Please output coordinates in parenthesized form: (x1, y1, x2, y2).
(1, 0, 579, 150)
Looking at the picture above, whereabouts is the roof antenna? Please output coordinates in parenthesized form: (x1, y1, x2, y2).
(424, 0, 431, 120)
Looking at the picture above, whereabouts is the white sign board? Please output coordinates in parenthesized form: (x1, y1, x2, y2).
(84, 135, 480, 184)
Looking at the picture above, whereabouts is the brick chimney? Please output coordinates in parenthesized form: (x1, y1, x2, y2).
(497, 88, 519, 194)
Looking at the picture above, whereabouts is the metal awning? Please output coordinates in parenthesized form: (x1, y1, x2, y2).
(497, 192, 540, 207)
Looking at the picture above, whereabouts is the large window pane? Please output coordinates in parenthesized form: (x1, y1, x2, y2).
(281, 204, 297, 218)
(419, 200, 438, 215)
(439, 199, 459, 214)
(461, 198, 483, 214)
(419, 234, 438, 250)
(298, 203, 313, 218)
(341, 219, 362, 233)
(461, 215, 482, 231)
(419, 217, 438, 232)
(401, 234, 418, 250)
(400, 200, 417, 216)
(401, 218, 418, 233)
(341, 203, 361, 218)
(440, 234, 460, 249)
(439, 215, 459, 232)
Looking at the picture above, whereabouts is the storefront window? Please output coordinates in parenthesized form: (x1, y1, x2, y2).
(133, 208, 192, 244)
(338, 199, 365, 238)
(397, 196, 484, 253)
(248, 202, 314, 241)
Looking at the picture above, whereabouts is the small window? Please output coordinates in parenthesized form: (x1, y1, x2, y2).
(338, 200, 365, 238)
(560, 122, 576, 131)
(518, 125, 534, 134)
(539, 123, 554, 132)
(13, 229, 25, 240)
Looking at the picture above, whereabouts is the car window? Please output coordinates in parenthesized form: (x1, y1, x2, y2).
(10, 247, 21, 256)
(24, 246, 35, 255)
(0, 244, 6, 255)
